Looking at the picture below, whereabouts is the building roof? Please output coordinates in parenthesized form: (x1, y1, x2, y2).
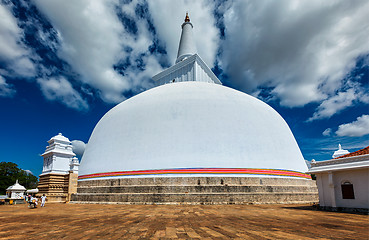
(336, 146, 369, 159)
(6, 180, 26, 191)
(308, 146, 369, 174)
(48, 133, 71, 144)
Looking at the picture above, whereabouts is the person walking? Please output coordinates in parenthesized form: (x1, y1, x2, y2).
(40, 194, 47, 207)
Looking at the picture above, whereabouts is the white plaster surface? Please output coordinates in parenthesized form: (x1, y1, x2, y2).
(332, 144, 350, 159)
(6, 180, 26, 199)
(176, 21, 196, 63)
(153, 54, 221, 86)
(80, 82, 307, 177)
(41, 133, 76, 175)
(316, 168, 369, 209)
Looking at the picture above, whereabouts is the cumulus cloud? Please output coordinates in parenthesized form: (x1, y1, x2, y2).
(3, 0, 368, 118)
(34, 0, 129, 103)
(221, 0, 369, 109)
(322, 128, 331, 137)
(0, 3, 36, 77)
(336, 115, 369, 137)
(34, 0, 219, 103)
(307, 86, 368, 121)
(0, 75, 16, 97)
(33, 0, 165, 103)
(37, 76, 88, 110)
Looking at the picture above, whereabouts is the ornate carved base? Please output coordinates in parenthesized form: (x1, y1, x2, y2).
(37, 171, 78, 203)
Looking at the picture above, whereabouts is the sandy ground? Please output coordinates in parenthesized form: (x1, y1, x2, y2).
(0, 203, 368, 239)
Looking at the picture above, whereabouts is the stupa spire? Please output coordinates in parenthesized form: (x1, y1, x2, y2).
(176, 12, 197, 64)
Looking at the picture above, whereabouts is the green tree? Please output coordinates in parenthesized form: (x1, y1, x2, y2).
(0, 162, 38, 195)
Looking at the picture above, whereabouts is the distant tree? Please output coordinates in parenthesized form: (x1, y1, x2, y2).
(0, 162, 38, 195)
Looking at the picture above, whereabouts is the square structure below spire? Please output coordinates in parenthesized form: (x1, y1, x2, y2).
(152, 54, 222, 87)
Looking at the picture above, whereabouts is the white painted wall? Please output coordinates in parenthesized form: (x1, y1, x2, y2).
(41, 133, 76, 175)
(153, 55, 219, 87)
(316, 168, 369, 209)
(80, 82, 307, 177)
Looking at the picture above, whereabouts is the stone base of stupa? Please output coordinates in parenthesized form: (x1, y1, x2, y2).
(71, 176, 318, 205)
(37, 171, 78, 203)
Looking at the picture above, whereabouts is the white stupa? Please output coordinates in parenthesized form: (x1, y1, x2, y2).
(78, 13, 309, 181)
(332, 144, 350, 159)
(6, 180, 26, 199)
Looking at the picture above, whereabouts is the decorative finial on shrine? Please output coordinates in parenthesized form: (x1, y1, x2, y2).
(185, 12, 190, 22)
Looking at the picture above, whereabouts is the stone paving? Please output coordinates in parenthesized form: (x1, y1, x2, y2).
(0, 203, 368, 239)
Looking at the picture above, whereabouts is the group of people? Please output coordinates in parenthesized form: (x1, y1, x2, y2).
(25, 194, 47, 207)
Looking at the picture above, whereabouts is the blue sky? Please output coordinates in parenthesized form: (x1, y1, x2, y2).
(0, 0, 368, 177)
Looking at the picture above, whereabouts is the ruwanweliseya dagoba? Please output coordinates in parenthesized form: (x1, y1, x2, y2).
(73, 13, 317, 204)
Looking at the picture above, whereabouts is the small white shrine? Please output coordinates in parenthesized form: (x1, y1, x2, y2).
(6, 180, 26, 200)
(41, 133, 78, 175)
(332, 144, 350, 159)
(38, 133, 80, 202)
(308, 146, 369, 212)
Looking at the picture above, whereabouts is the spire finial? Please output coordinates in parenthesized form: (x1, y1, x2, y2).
(185, 12, 190, 22)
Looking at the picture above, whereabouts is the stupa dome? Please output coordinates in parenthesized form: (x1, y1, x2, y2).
(79, 81, 307, 179)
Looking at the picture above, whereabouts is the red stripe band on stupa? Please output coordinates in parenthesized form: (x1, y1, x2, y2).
(78, 168, 311, 180)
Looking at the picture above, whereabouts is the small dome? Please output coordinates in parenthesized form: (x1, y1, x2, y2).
(6, 180, 26, 191)
(71, 140, 86, 157)
(79, 82, 307, 178)
(49, 133, 70, 144)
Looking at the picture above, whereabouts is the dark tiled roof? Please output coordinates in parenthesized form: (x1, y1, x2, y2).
(336, 146, 369, 159)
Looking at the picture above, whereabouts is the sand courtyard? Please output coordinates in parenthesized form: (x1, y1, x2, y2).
(0, 203, 368, 239)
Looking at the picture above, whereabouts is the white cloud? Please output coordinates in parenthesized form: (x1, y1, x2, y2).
(307, 88, 357, 121)
(336, 115, 369, 137)
(37, 76, 88, 110)
(0, 75, 16, 97)
(322, 128, 331, 137)
(34, 0, 129, 103)
(33, 0, 165, 104)
(0, 3, 36, 77)
(10, 0, 368, 117)
(33, 0, 219, 104)
(221, 0, 369, 108)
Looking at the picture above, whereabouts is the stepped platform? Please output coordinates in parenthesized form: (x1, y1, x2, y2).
(71, 176, 318, 204)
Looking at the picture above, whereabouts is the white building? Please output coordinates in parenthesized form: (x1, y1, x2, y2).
(79, 13, 309, 181)
(332, 144, 350, 159)
(308, 146, 369, 211)
(38, 133, 80, 202)
(40, 133, 78, 175)
(6, 180, 26, 200)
